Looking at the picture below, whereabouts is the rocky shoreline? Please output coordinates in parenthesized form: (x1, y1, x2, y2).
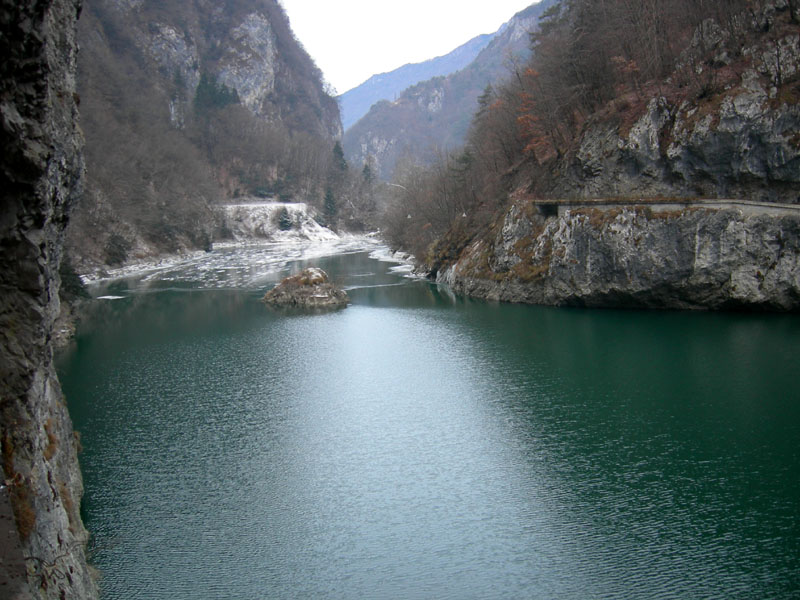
(434, 203, 800, 311)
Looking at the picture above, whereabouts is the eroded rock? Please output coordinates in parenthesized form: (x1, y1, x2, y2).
(263, 267, 349, 309)
(437, 203, 800, 311)
(0, 0, 97, 598)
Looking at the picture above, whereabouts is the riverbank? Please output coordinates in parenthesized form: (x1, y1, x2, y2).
(432, 203, 800, 311)
(55, 235, 413, 348)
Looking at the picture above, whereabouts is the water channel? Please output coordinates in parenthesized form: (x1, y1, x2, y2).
(57, 244, 800, 599)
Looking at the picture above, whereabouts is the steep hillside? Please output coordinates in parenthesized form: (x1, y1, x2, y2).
(339, 33, 492, 131)
(383, 0, 800, 311)
(343, 0, 557, 180)
(67, 0, 342, 273)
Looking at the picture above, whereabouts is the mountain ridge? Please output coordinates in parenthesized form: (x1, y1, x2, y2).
(343, 0, 557, 180)
(339, 32, 493, 131)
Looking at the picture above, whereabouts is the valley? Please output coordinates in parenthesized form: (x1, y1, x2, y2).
(1, 1, 799, 598)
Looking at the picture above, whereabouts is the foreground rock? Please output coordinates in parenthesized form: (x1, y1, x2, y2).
(0, 0, 97, 598)
(435, 203, 800, 311)
(263, 268, 349, 309)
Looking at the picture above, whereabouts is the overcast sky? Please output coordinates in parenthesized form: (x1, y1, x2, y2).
(279, 0, 539, 94)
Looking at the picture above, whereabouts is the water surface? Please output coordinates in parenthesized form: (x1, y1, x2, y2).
(58, 248, 800, 599)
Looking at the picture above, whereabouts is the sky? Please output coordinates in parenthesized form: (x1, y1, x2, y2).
(279, 0, 540, 94)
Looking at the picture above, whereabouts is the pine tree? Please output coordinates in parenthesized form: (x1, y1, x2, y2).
(333, 141, 348, 173)
(277, 207, 293, 231)
(324, 187, 337, 221)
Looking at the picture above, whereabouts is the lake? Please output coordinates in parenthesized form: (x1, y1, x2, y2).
(57, 244, 800, 599)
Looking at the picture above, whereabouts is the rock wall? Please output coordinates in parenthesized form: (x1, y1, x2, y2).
(437, 203, 800, 311)
(95, 0, 341, 140)
(430, 7, 800, 312)
(0, 0, 97, 598)
(546, 24, 800, 203)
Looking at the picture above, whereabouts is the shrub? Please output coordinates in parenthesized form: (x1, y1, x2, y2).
(104, 233, 129, 267)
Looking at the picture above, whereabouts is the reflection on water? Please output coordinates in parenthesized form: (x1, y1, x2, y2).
(59, 250, 800, 599)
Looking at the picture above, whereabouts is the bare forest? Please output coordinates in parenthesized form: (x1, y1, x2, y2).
(381, 0, 800, 262)
(67, 0, 369, 270)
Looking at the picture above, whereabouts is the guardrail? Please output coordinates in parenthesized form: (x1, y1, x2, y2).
(527, 197, 800, 218)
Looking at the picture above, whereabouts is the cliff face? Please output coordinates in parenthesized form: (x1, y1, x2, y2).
(0, 0, 97, 598)
(437, 202, 800, 311)
(552, 78, 800, 205)
(88, 0, 341, 140)
(541, 19, 800, 203)
(67, 0, 342, 273)
(343, 0, 557, 180)
(420, 3, 800, 312)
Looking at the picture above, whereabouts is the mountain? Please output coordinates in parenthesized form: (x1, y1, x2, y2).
(382, 0, 800, 311)
(67, 0, 342, 272)
(343, 0, 557, 180)
(339, 33, 493, 131)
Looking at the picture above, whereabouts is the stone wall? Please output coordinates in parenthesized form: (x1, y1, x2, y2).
(0, 0, 97, 597)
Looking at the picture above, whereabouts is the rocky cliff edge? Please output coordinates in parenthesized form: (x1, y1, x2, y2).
(1, 0, 97, 598)
(436, 201, 800, 311)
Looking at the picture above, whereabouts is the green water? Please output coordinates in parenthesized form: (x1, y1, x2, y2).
(57, 249, 800, 599)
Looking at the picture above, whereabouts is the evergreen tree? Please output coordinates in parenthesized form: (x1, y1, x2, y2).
(362, 162, 373, 184)
(324, 186, 337, 221)
(332, 141, 348, 173)
(277, 206, 293, 231)
(194, 71, 240, 114)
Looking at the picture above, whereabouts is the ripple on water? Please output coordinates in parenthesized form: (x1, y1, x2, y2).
(60, 250, 800, 600)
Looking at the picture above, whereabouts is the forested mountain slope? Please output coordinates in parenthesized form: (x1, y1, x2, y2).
(339, 33, 493, 131)
(382, 0, 800, 311)
(343, 0, 557, 180)
(67, 0, 341, 272)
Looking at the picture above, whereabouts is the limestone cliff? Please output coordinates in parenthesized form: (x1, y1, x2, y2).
(549, 71, 800, 204)
(0, 0, 97, 598)
(413, 2, 800, 312)
(436, 201, 800, 311)
(67, 0, 342, 272)
(109, 0, 341, 140)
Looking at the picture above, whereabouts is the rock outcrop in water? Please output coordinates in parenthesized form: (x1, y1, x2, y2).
(263, 268, 349, 309)
(435, 201, 800, 311)
(0, 1, 97, 598)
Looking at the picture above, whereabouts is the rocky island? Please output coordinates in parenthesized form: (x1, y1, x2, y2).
(263, 268, 349, 309)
